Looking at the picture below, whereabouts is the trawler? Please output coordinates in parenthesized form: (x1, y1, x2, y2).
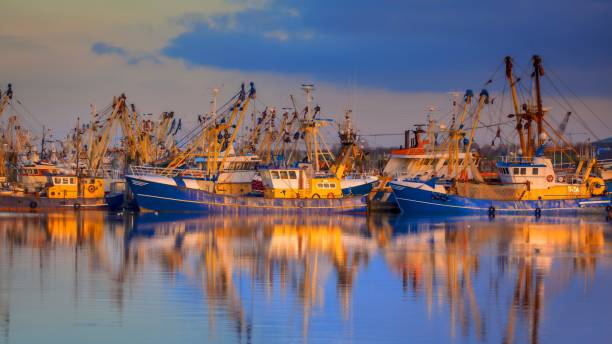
(126, 83, 367, 213)
(390, 56, 610, 215)
(0, 174, 123, 211)
(0, 84, 123, 211)
(369, 115, 476, 211)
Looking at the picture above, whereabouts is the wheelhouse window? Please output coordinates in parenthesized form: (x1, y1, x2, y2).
(288, 171, 297, 179)
(513, 167, 519, 174)
(271, 171, 280, 179)
(280, 171, 289, 179)
(532, 168, 539, 175)
(520, 168, 526, 175)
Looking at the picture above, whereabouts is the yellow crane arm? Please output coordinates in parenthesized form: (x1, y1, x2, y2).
(460, 90, 488, 175)
(218, 83, 255, 172)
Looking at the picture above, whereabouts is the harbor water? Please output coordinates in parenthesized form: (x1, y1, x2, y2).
(1, 212, 611, 343)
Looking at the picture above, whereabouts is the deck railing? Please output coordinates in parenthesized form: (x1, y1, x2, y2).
(129, 166, 206, 177)
(81, 168, 123, 179)
(497, 156, 535, 164)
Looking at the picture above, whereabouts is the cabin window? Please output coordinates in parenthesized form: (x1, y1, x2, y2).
(54, 177, 60, 184)
(280, 171, 289, 179)
(63, 178, 69, 184)
(532, 168, 539, 175)
(520, 168, 526, 175)
(317, 183, 323, 188)
(324, 183, 330, 188)
(70, 178, 75, 184)
(513, 168, 519, 175)
(330, 183, 336, 188)
(288, 171, 297, 179)
(271, 171, 280, 179)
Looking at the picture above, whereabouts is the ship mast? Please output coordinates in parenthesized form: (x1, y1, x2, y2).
(504, 55, 547, 158)
(504, 56, 527, 156)
(532, 55, 545, 148)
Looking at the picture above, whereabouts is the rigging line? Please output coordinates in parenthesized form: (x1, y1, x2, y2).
(546, 66, 612, 132)
(543, 80, 600, 142)
(360, 121, 514, 138)
(11, 99, 44, 128)
(513, 61, 535, 106)
(514, 60, 599, 141)
(483, 60, 505, 88)
(540, 75, 600, 141)
(174, 91, 240, 147)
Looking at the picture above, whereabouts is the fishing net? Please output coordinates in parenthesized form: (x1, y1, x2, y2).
(453, 182, 528, 201)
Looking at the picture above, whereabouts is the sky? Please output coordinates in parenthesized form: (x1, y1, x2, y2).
(1, 0, 611, 147)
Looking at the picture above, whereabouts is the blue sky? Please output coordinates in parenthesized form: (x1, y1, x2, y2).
(2, 0, 611, 145)
(158, 0, 612, 94)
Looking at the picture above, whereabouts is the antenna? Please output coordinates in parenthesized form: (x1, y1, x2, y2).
(210, 87, 220, 118)
(301, 84, 315, 119)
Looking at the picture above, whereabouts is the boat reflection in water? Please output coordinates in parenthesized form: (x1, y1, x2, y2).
(0, 212, 611, 343)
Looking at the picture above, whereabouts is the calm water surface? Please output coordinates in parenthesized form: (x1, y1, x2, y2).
(1, 212, 611, 343)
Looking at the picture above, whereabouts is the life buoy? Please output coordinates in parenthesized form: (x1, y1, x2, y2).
(327, 193, 334, 199)
(587, 177, 605, 196)
(311, 193, 320, 199)
(29, 201, 38, 209)
(546, 175, 554, 183)
(87, 185, 96, 193)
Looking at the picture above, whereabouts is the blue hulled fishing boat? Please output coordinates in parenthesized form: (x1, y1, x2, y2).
(390, 56, 611, 216)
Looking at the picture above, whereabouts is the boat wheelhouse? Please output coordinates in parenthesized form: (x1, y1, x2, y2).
(260, 166, 343, 199)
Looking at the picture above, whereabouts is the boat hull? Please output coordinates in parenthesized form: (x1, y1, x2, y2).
(368, 189, 399, 212)
(341, 177, 379, 196)
(390, 180, 611, 215)
(127, 175, 367, 214)
(0, 192, 124, 212)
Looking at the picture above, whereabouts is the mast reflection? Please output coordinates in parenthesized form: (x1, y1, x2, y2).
(0, 212, 609, 343)
(386, 216, 608, 343)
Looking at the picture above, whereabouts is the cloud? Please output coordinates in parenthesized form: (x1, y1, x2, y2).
(91, 42, 127, 57)
(1, 0, 610, 147)
(91, 42, 162, 65)
(162, 0, 612, 95)
(264, 30, 289, 42)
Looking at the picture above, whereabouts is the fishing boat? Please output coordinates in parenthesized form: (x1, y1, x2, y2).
(390, 56, 611, 216)
(17, 163, 66, 192)
(334, 108, 379, 195)
(0, 84, 124, 211)
(369, 119, 476, 211)
(0, 175, 123, 211)
(126, 83, 366, 213)
(390, 154, 609, 215)
(127, 164, 366, 214)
